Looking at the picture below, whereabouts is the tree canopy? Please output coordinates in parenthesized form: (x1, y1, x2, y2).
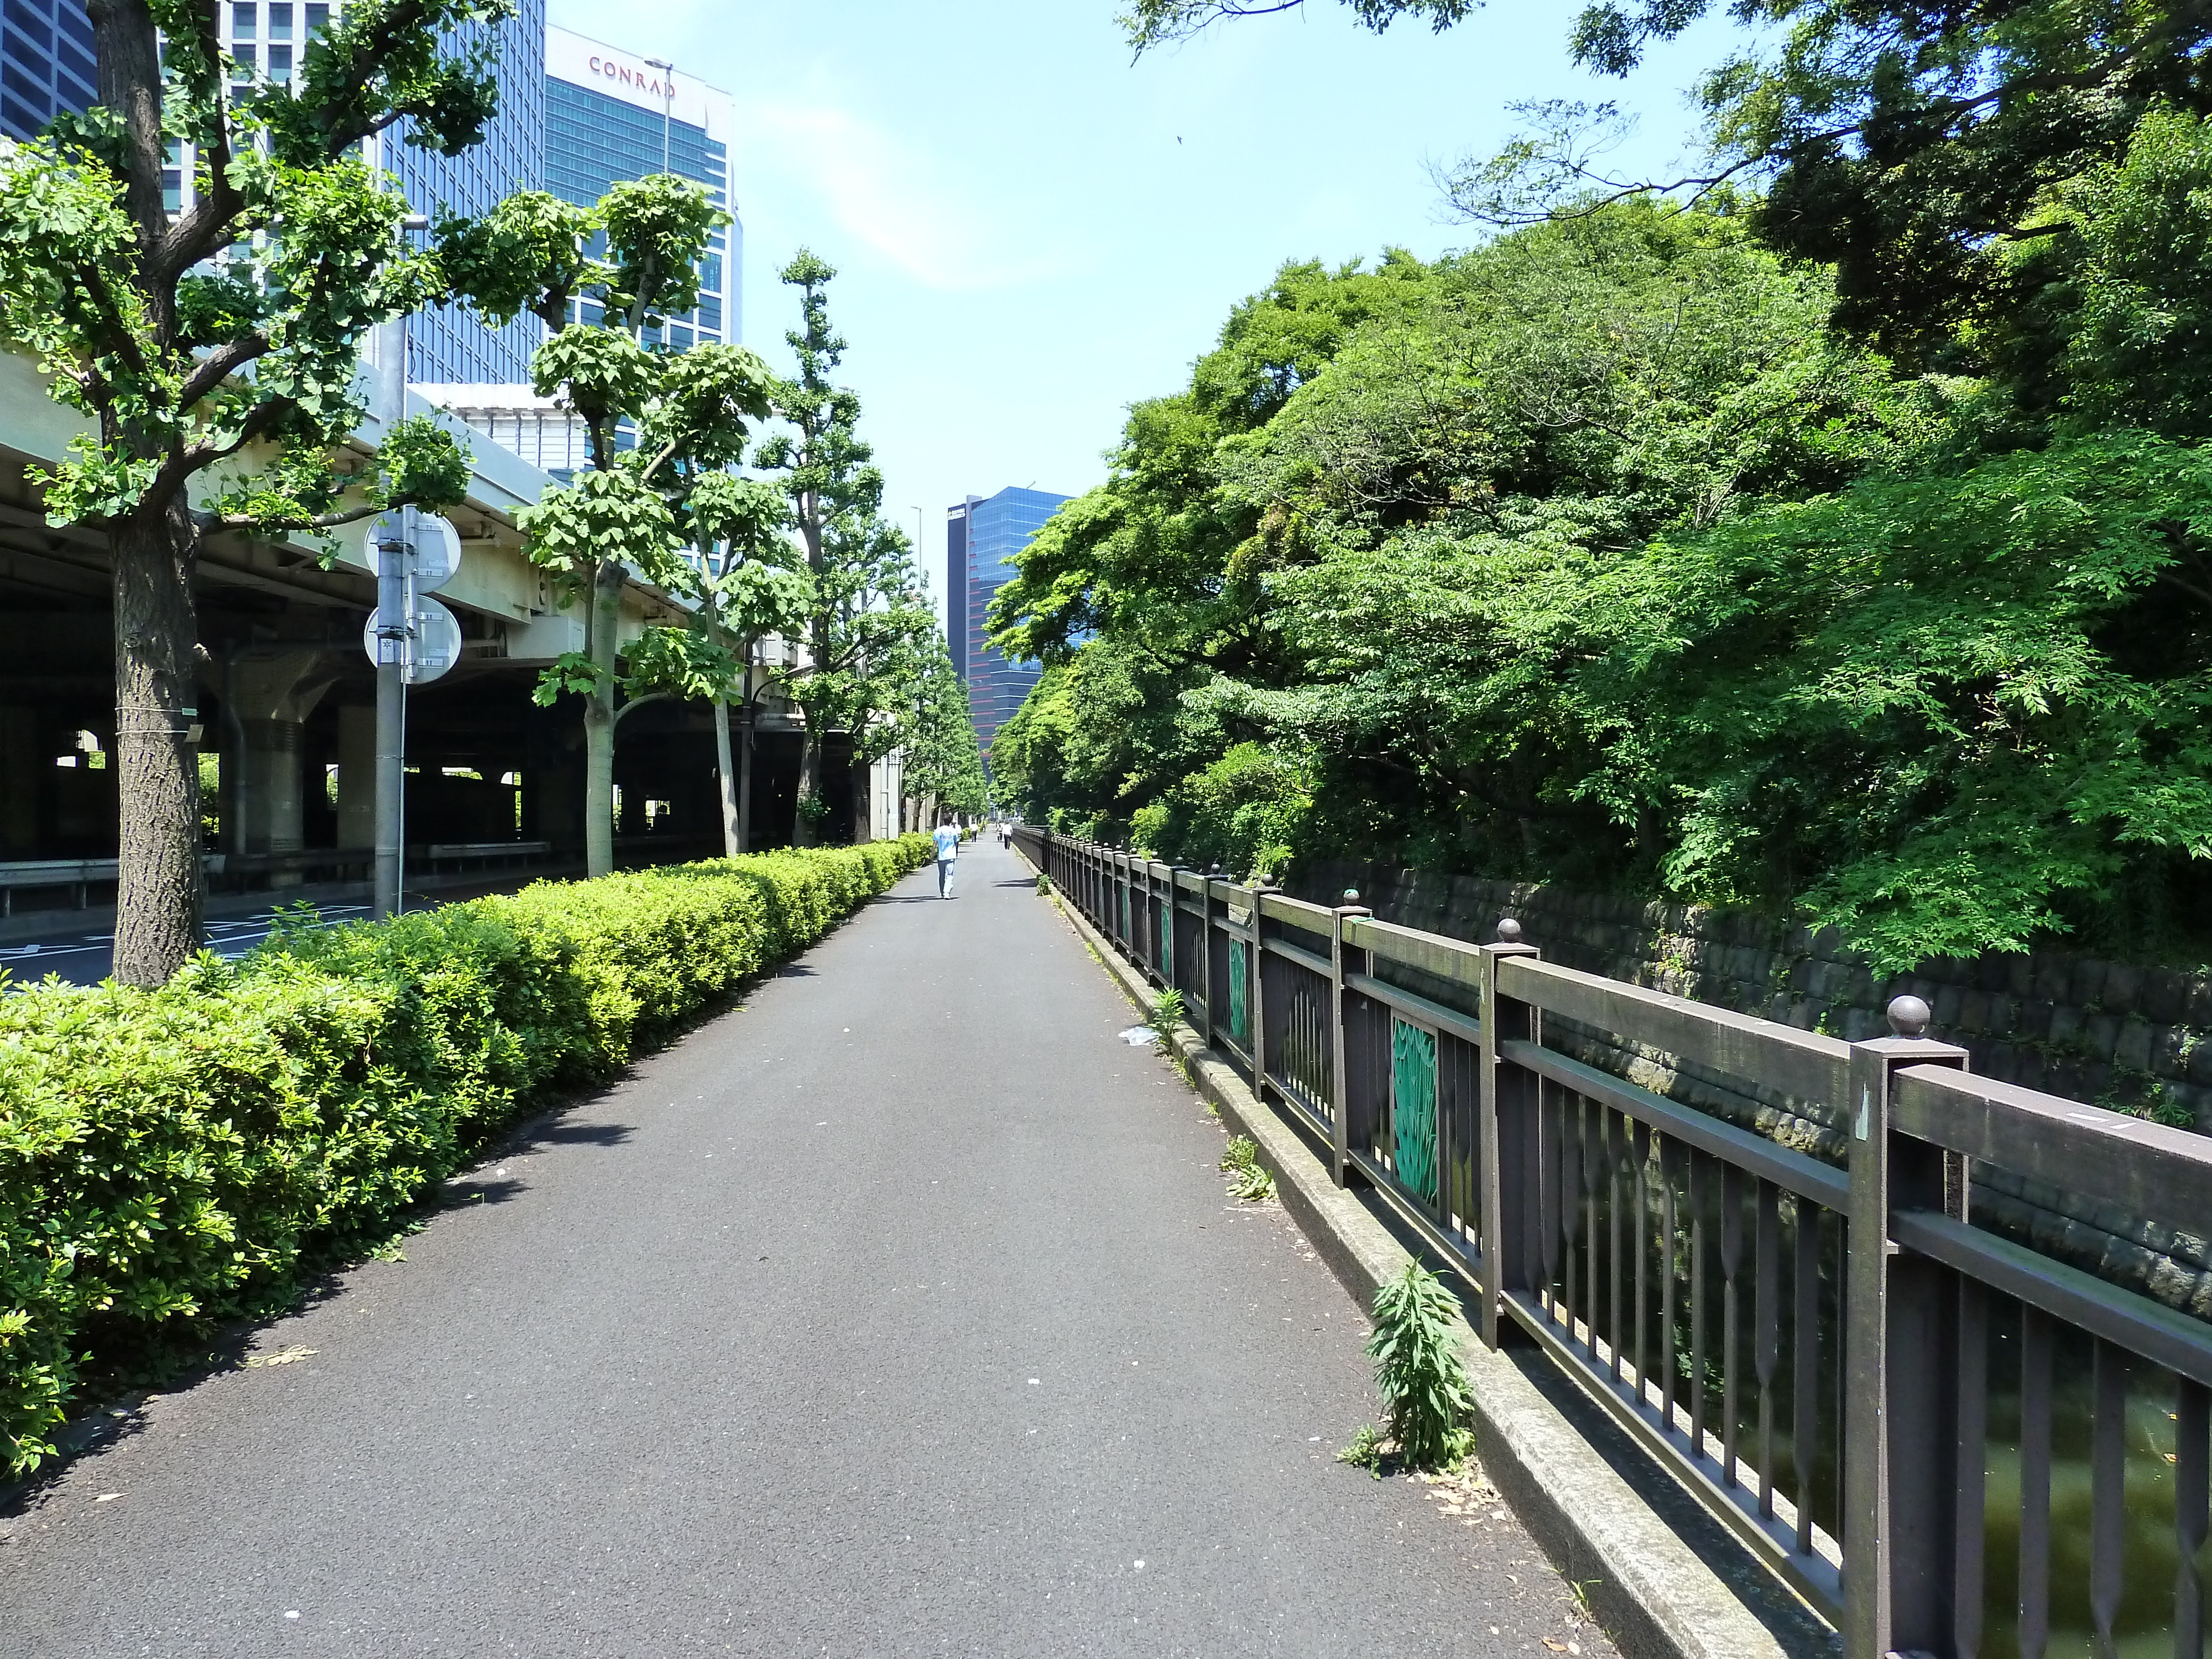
(991, 154, 2212, 969)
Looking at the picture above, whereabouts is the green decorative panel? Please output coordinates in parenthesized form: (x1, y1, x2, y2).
(1228, 938, 1249, 1045)
(1391, 1015, 1439, 1204)
(1120, 883, 1130, 941)
(1159, 899, 1173, 984)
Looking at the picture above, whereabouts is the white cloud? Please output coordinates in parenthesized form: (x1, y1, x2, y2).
(737, 100, 1084, 292)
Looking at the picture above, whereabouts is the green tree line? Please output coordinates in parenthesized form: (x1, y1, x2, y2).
(996, 3, 2212, 971)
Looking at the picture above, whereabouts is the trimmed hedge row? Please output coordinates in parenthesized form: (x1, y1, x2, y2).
(0, 834, 934, 1474)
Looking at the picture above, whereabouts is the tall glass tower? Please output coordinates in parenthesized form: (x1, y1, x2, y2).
(951, 487, 1070, 769)
(542, 25, 737, 351)
(0, 0, 95, 141)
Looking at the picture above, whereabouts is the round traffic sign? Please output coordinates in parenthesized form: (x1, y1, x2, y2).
(413, 514, 463, 592)
(361, 596, 463, 685)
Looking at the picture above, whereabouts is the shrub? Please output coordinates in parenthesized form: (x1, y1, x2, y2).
(0, 834, 933, 1476)
(1366, 1260, 1474, 1470)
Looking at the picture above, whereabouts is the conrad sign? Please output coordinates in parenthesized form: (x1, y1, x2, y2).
(544, 24, 727, 138)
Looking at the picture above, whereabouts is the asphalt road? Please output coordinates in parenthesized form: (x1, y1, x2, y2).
(0, 902, 376, 986)
(0, 838, 1612, 1658)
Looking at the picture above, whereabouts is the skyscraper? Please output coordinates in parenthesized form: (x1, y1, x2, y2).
(0, 0, 95, 142)
(950, 487, 1070, 767)
(542, 26, 737, 351)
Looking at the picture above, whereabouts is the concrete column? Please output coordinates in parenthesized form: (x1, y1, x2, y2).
(225, 651, 336, 882)
(0, 706, 39, 857)
(336, 704, 376, 849)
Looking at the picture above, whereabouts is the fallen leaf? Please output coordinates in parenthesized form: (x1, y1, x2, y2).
(243, 1345, 317, 1369)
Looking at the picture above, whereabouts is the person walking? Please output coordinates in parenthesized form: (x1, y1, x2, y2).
(933, 817, 962, 899)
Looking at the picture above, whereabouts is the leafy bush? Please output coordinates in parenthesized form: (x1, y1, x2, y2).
(0, 834, 932, 1476)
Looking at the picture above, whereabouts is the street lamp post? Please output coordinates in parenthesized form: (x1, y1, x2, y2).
(644, 56, 675, 175)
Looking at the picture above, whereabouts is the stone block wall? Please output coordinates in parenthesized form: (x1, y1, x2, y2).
(1297, 860, 2212, 1320)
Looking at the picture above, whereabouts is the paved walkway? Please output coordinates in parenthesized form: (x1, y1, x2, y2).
(0, 839, 1611, 1657)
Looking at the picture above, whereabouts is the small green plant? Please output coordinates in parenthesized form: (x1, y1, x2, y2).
(1337, 1422, 1386, 1477)
(1148, 989, 1186, 1045)
(1219, 1134, 1274, 1200)
(1366, 1260, 1475, 1471)
(1229, 1161, 1276, 1202)
(1036, 872, 1052, 896)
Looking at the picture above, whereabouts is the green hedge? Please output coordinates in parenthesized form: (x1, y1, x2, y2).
(0, 834, 934, 1475)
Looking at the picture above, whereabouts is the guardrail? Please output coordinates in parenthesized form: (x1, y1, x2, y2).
(1016, 826, 2211, 1659)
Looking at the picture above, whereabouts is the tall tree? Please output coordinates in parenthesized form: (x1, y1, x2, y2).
(456, 177, 777, 874)
(672, 473, 810, 855)
(898, 635, 988, 825)
(753, 251, 936, 845)
(0, 0, 512, 984)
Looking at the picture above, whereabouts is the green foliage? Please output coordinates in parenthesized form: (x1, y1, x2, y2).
(0, 834, 935, 1477)
(1150, 989, 1187, 1045)
(1218, 1132, 1275, 1200)
(1366, 1261, 1474, 1470)
(1336, 1421, 1387, 1475)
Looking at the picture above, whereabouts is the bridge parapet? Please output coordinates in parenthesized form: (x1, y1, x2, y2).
(1014, 823, 2212, 1659)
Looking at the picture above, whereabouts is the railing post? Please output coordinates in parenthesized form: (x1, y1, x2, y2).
(1249, 878, 1276, 1102)
(1329, 888, 1371, 1188)
(1843, 995, 1970, 1659)
(1197, 869, 1218, 1049)
(1476, 917, 1540, 1350)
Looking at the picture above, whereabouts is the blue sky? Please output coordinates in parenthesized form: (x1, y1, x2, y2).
(544, 0, 1732, 612)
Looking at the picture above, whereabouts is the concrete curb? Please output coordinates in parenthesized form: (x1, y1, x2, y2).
(1026, 859, 1834, 1659)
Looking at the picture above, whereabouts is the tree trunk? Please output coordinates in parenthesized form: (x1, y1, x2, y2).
(109, 501, 205, 987)
(792, 723, 822, 847)
(583, 556, 622, 878)
(737, 703, 754, 854)
(711, 694, 739, 859)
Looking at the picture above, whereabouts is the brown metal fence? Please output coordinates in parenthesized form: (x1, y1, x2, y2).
(1016, 827, 2212, 1659)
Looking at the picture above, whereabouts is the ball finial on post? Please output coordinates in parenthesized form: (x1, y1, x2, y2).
(1886, 994, 1932, 1037)
(1496, 917, 1523, 944)
(1342, 887, 1361, 905)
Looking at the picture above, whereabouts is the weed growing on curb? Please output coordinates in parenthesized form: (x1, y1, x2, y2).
(1347, 1261, 1475, 1473)
(1148, 989, 1185, 1045)
(1036, 872, 1052, 896)
(1218, 1134, 1276, 1201)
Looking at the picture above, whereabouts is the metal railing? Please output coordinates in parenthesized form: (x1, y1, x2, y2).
(1017, 827, 2212, 1659)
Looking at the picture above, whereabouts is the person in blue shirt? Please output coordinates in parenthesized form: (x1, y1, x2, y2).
(932, 818, 962, 898)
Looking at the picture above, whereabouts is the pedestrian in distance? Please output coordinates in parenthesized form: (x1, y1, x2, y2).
(933, 816, 962, 899)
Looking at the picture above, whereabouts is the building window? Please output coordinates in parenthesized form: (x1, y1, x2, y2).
(231, 3, 255, 38)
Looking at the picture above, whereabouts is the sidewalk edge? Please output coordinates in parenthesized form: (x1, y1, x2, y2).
(1027, 860, 1828, 1659)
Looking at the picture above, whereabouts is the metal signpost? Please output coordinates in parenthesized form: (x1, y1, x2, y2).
(367, 507, 462, 918)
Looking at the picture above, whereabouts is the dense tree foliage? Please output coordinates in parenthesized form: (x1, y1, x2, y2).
(992, 123, 2212, 967)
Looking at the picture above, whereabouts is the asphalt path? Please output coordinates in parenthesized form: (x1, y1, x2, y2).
(0, 837, 1612, 1657)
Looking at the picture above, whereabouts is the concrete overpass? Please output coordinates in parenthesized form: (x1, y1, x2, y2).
(0, 349, 838, 933)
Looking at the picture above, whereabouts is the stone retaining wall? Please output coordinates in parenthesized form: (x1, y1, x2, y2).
(1297, 860, 2212, 1321)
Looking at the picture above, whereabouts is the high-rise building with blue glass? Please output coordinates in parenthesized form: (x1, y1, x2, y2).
(0, 0, 95, 142)
(950, 487, 1070, 768)
(543, 25, 735, 352)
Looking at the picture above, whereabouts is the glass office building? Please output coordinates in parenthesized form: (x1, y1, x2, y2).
(951, 487, 1070, 768)
(543, 26, 735, 351)
(0, 0, 95, 141)
(382, 0, 547, 383)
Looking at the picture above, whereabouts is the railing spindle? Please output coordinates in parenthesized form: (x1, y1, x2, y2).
(1632, 1120, 1652, 1401)
(1561, 1091, 1583, 1339)
(2090, 1339, 2127, 1659)
(1755, 1178, 1778, 1517)
(1608, 1107, 1626, 1384)
(1793, 1196, 1820, 1557)
(2018, 1302, 2054, 1659)
(1690, 1148, 1711, 1464)
(1721, 1162, 1745, 1487)
(1955, 1276, 1987, 1659)
(2178, 1378, 2208, 1659)
(1661, 1136, 1683, 1434)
